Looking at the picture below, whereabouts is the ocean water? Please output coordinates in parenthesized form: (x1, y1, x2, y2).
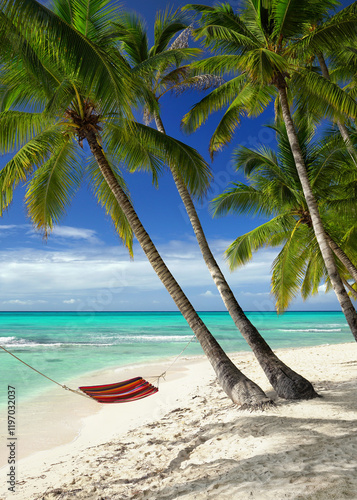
(0, 311, 352, 407)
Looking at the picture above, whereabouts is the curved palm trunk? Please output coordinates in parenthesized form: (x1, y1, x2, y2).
(342, 278, 357, 300)
(326, 232, 357, 283)
(85, 130, 273, 409)
(277, 82, 357, 341)
(154, 113, 317, 400)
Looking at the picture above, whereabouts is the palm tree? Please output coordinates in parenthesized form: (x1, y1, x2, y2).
(288, 4, 357, 158)
(182, 0, 357, 340)
(114, 9, 318, 400)
(212, 123, 357, 312)
(0, 0, 274, 408)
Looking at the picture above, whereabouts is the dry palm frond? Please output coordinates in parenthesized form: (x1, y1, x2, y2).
(169, 25, 192, 50)
(143, 106, 154, 125)
(172, 74, 225, 95)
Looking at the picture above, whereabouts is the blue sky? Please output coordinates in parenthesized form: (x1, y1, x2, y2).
(0, 0, 350, 312)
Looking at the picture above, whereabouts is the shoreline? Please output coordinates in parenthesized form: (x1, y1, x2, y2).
(0, 351, 205, 465)
(0, 342, 356, 499)
(0, 341, 353, 465)
(0, 339, 345, 465)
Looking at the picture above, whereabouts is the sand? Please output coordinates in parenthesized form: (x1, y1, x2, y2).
(0, 342, 356, 499)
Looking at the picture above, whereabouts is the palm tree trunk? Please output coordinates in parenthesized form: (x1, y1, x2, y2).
(84, 129, 273, 409)
(154, 113, 318, 400)
(325, 232, 357, 283)
(277, 81, 357, 341)
(342, 278, 357, 300)
(316, 53, 357, 164)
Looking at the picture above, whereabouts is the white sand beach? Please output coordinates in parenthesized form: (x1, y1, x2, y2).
(1, 342, 357, 499)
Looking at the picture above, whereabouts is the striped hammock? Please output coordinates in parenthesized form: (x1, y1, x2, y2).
(79, 376, 158, 404)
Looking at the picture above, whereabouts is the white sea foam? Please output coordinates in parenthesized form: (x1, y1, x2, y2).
(114, 335, 194, 343)
(279, 328, 342, 333)
(0, 334, 194, 349)
(0, 336, 16, 343)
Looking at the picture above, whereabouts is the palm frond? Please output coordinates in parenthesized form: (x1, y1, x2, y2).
(301, 239, 327, 300)
(150, 7, 189, 56)
(25, 139, 82, 234)
(190, 54, 246, 77)
(131, 48, 201, 77)
(0, 111, 52, 152)
(129, 123, 212, 199)
(271, 222, 307, 312)
(290, 1, 357, 55)
(0, 57, 51, 111)
(114, 12, 149, 66)
(171, 73, 225, 95)
(62, 0, 119, 41)
(0, 15, 60, 101)
(212, 182, 279, 218)
(225, 214, 296, 269)
(208, 84, 275, 156)
(181, 73, 247, 134)
(103, 122, 165, 187)
(186, 2, 264, 49)
(272, 0, 338, 41)
(292, 69, 357, 121)
(86, 156, 133, 256)
(237, 48, 290, 84)
(1, 0, 137, 117)
(169, 25, 192, 50)
(0, 127, 66, 213)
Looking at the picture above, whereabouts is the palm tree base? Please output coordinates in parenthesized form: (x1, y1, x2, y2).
(238, 400, 276, 411)
(264, 363, 319, 400)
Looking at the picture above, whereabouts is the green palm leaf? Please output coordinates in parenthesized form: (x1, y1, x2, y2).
(225, 214, 296, 269)
(113, 12, 149, 66)
(25, 139, 82, 234)
(150, 7, 188, 56)
(181, 74, 247, 134)
(301, 239, 326, 300)
(271, 221, 307, 312)
(1, 0, 137, 117)
(208, 84, 275, 155)
(130, 48, 201, 77)
(0, 127, 66, 215)
(293, 69, 357, 120)
(103, 122, 165, 188)
(272, 0, 338, 41)
(186, 2, 264, 48)
(0, 111, 52, 152)
(86, 157, 133, 255)
(290, 1, 357, 54)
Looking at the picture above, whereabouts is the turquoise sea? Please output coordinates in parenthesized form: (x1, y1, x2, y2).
(0, 311, 352, 408)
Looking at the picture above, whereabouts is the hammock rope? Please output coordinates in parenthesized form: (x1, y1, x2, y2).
(0, 345, 92, 399)
(0, 334, 197, 404)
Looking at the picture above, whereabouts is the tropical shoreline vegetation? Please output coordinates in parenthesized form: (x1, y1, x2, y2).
(0, 0, 356, 408)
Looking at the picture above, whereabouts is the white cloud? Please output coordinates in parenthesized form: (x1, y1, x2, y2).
(0, 239, 274, 296)
(0, 230, 340, 311)
(2, 299, 47, 305)
(0, 224, 100, 244)
(200, 290, 217, 298)
(0, 225, 19, 231)
(51, 226, 98, 241)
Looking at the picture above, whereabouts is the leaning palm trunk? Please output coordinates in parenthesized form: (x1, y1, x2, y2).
(326, 232, 357, 283)
(343, 278, 357, 300)
(84, 129, 273, 408)
(277, 80, 357, 341)
(154, 113, 317, 400)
